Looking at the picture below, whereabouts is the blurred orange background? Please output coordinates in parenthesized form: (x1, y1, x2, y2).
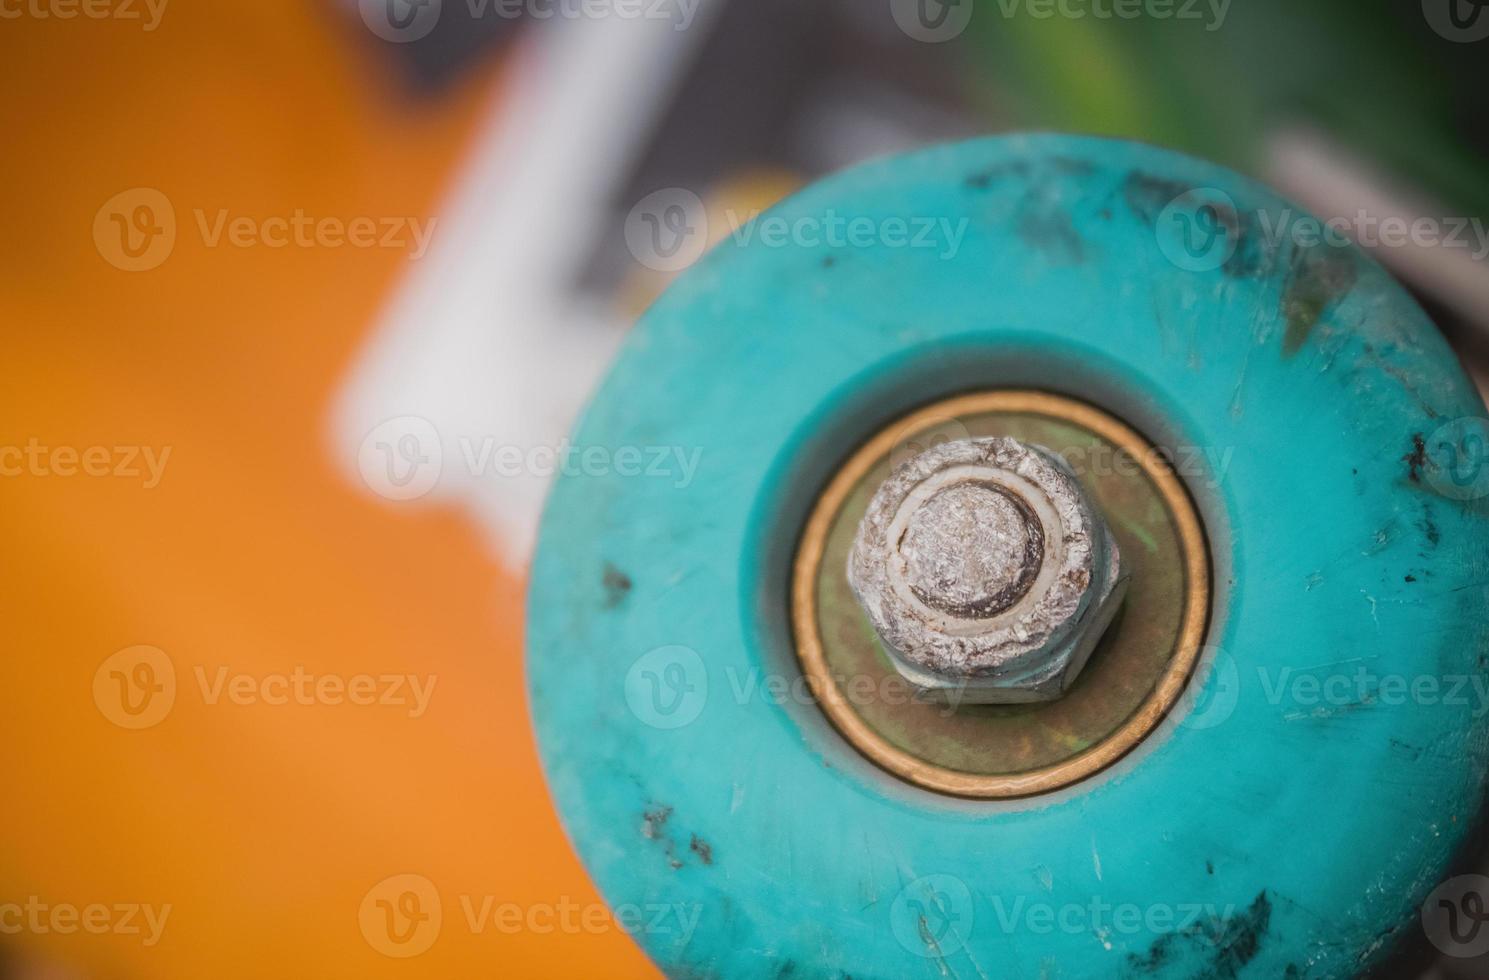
(0, 1, 654, 976)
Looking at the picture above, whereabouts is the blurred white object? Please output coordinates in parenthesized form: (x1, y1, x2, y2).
(1267, 128, 1489, 346)
(331, 3, 722, 569)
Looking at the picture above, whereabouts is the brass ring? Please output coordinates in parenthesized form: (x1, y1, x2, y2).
(790, 390, 1211, 798)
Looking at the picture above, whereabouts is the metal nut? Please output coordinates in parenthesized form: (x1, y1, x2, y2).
(847, 436, 1127, 704)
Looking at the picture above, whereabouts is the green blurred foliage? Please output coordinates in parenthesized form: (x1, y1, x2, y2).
(958, 0, 1488, 214)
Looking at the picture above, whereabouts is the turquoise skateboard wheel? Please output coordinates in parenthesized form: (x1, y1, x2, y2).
(528, 135, 1489, 977)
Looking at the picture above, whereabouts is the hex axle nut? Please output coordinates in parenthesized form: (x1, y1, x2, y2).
(847, 436, 1127, 703)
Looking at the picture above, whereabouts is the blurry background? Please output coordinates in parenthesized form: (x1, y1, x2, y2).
(1, 0, 1485, 976)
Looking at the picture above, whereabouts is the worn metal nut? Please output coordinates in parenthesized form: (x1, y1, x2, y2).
(847, 436, 1127, 704)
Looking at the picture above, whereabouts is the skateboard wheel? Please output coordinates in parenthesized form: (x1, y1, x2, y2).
(528, 135, 1489, 977)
